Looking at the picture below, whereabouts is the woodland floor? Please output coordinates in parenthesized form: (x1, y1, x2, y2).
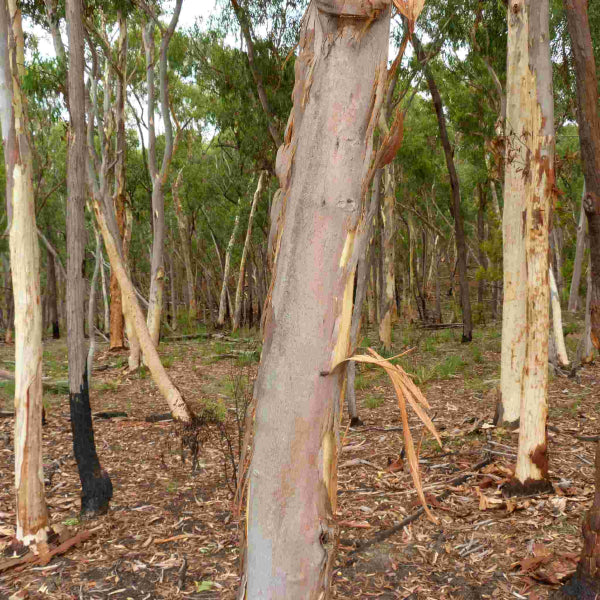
(0, 315, 599, 599)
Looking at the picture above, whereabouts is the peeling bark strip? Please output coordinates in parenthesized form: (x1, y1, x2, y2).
(502, 0, 554, 494)
(0, 0, 49, 544)
(563, 0, 600, 352)
(241, 2, 391, 597)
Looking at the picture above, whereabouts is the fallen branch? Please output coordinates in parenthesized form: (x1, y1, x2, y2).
(345, 456, 492, 556)
(418, 323, 463, 330)
(0, 530, 91, 572)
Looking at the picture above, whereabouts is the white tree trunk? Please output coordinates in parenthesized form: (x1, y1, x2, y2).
(379, 163, 396, 350)
(1, 0, 49, 544)
(507, 0, 554, 494)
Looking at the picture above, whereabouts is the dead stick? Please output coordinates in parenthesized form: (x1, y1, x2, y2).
(346, 457, 491, 556)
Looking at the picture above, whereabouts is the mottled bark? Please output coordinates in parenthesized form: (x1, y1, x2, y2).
(240, 2, 391, 596)
(1, 0, 49, 544)
(503, 0, 553, 495)
(66, 0, 112, 516)
(412, 34, 472, 342)
(233, 171, 266, 332)
(564, 0, 600, 350)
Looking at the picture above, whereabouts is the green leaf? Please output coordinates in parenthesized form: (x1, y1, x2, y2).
(195, 581, 214, 592)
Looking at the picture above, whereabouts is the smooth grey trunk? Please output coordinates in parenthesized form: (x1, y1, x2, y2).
(46, 243, 59, 338)
(100, 250, 109, 334)
(87, 226, 102, 380)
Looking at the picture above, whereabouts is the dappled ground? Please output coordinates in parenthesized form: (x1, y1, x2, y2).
(0, 317, 599, 599)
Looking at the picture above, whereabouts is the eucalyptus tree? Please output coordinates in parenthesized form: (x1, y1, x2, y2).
(240, 0, 402, 593)
(502, 0, 554, 495)
(0, 0, 49, 545)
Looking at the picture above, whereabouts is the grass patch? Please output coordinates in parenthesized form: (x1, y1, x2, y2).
(364, 395, 384, 409)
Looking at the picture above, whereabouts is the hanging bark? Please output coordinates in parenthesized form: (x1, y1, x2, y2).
(66, 0, 112, 516)
(563, 0, 600, 349)
(109, 10, 128, 351)
(0, 0, 49, 545)
(233, 171, 266, 332)
(143, 0, 183, 348)
(216, 212, 240, 329)
(240, 2, 391, 596)
(173, 168, 196, 320)
(379, 164, 396, 350)
(569, 183, 587, 312)
(412, 33, 473, 342)
(503, 0, 554, 496)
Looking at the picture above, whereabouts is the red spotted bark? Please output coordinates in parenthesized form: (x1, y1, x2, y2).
(240, 1, 392, 596)
(502, 0, 553, 496)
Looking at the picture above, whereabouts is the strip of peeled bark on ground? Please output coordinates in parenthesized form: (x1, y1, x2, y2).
(240, 1, 392, 596)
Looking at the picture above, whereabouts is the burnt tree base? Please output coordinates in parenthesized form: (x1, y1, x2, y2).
(52, 321, 60, 339)
(70, 374, 113, 518)
(493, 391, 520, 430)
(553, 572, 600, 599)
(503, 477, 553, 498)
(350, 417, 364, 427)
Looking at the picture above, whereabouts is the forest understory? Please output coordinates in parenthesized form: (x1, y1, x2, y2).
(0, 317, 597, 600)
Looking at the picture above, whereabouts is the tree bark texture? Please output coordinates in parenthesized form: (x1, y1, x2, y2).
(549, 267, 569, 368)
(173, 169, 197, 320)
(1, 0, 49, 544)
(143, 0, 182, 348)
(564, 0, 600, 350)
(66, 0, 112, 516)
(412, 34, 473, 342)
(233, 171, 266, 332)
(240, 2, 390, 596)
(504, 0, 553, 495)
(379, 163, 396, 350)
(46, 245, 60, 339)
(569, 183, 587, 312)
(109, 10, 128, 351)
(217, 212, 240, 328)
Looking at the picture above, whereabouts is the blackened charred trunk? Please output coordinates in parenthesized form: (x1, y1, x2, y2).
(564, 0, 600, 350)
(66, 0, 111, 517)
(412, 33, 472, 342)
(70, 373, 112, 515)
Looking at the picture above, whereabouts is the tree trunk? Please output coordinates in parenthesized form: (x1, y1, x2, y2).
(66, 0, 112, 516)
(87, 225, 102, 380)
(217, 212, 240, 329)
(108, 9, 128, 351)
(233, 171, 266, 332)
(477, 185, 488, 305)
(143, 1, 183, 348)
(46, 244, 59, 339)
(1, 0, 49, 544)
(240, 2, 390, 596)
(412, 34, 473, 342)
(100, 244, 110, 335)
(378, 164, 396, 351)
(564, 0, 600, 350)
(173, 169, 196, 320)
(503, 0, 553, 496)
(569, 183, 587, 312)
(549, 267, 569, 368)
